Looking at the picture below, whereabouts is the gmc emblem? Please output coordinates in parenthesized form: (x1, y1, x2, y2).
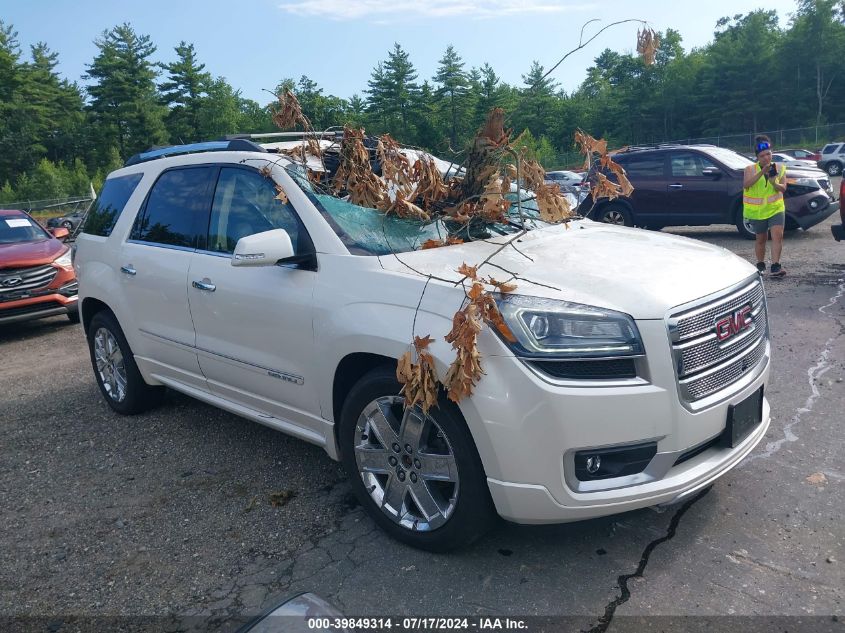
(715, 305, 753, 342)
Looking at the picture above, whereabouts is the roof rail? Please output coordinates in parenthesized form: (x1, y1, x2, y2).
(224, 131, 343, 141)
(124, 139, 266, 166)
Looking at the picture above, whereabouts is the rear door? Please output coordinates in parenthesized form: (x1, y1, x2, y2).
(119, 166, 215, 391)
(187, 165, 320, 431)
(663, 151, 728, 224)
(616, 153, 667, 222)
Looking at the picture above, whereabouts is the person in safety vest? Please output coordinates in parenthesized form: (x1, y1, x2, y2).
(743, 135, 787, 277)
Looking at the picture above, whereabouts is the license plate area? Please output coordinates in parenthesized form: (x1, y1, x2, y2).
(722, 387, 763, 448)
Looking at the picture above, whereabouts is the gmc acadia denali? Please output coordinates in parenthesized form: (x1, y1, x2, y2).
(74, 140, 772, 550)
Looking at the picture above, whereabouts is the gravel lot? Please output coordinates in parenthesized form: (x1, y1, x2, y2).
(1, 210, 842, 632)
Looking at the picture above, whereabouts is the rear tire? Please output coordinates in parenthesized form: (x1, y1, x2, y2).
(339, 366, 496, 551)
(87, 311, 164, 415)
(826, 162, 842, 176)
(592, 203, 633, 227)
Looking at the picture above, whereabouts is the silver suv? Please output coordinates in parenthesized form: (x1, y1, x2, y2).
(817, 142, 845, 175)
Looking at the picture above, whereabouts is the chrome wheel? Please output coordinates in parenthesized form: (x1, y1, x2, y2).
(61, 220, 73, 230)
(601, 209, 627, 225)
(94, 327, 127, 402)
(354, 396, 459, 532)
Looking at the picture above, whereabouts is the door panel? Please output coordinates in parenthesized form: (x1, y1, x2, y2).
(187, 166, 319, 428)
(117, 166, 214, 390)
(616, 154, 667, 220)
(664, 152, 729, 224)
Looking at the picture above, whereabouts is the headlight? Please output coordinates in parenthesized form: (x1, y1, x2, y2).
(53, 249, 72, 267)
(496, 294, 644, 358)
(788, 177, 819, 188)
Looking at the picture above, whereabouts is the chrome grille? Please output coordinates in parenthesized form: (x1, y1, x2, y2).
(0, 264, 58, 297)
(668, 279, 768, 403)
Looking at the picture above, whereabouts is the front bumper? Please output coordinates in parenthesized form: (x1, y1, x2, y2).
(462, 318, 770, 524)
(0, 291, 78, 325)
(788, 197, 839, 230)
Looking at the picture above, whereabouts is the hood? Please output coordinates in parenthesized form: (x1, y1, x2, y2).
(785, 167, 827, 178)
(0, 238, 65, 269)
(381, 220, 756, 319)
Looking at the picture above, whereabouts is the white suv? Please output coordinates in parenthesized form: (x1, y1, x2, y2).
(74, 139, 772, 551)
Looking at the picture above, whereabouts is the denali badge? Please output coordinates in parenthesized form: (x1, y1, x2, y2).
(715, 305, 752, 342)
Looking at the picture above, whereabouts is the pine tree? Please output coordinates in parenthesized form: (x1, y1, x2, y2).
(85, 23, 168, 159)
(160, 42, 211, 143)
(433, 45, 471, 148)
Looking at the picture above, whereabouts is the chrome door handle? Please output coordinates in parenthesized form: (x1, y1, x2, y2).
(669, 184, 683, 189)
(192, 280, 216, 292)
(120, 265, 136, 276)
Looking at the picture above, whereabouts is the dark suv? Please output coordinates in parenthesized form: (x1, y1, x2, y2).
(578, 144, 839, 239)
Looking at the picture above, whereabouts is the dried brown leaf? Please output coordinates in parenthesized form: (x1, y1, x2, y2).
(274, 184, 288, 205)
(637, 28, 660, 66)
(574, 130, 608, 170)
(535, 183, 574, 223)
(457, 263, 478, 280)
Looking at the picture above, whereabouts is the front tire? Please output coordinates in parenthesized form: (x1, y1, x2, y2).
(826, 162, 842, 176)
(87, 311, 164, 415)
(339, 367, 496, 551)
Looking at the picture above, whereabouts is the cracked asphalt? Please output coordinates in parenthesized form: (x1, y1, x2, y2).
(1, 211, 842, 633)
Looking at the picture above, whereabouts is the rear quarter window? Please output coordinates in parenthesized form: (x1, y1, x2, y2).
(82, 173, 144, 237)
(822, 144, 840, 155)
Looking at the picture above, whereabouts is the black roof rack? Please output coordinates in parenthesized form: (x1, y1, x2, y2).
(124, 138, 267, 166)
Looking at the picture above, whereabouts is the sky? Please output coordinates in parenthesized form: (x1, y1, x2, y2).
(3, 0, 801, 105)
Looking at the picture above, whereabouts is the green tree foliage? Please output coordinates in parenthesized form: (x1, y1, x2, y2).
(433, 45, 473, 148)
(5, 7, 845, 202)
(85, 23, 168, 158)
(160, 41, 211, 143)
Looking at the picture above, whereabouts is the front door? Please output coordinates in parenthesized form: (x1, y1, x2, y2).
(664, 151, 728, 224)
(187, 165, 320, 432)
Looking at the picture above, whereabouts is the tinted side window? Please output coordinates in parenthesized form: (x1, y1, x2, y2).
(132, 167, 213, 248)
(669, 152, 718, 177)
(82, 173, 143, 237)
(822, 144, 838, 155)
(621, 154, 665, 178)
(207, 167, 305, 254)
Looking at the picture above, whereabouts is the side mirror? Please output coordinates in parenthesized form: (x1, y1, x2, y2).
(50, 227, 70, 240)
(701, 167, 722, 178)
(231, 229, 294, 267)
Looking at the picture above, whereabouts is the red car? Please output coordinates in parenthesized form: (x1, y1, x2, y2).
(781, 148, 822, 162)
(0, 209, 79, 325)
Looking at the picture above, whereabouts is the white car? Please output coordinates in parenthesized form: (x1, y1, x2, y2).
(544, 170, 585, 189)
(771, 152, 821, 171)
(74, 140, 772, 551)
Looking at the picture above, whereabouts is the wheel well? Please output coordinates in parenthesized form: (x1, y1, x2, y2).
(590, 198, 632, 217)
(332, 352, 396, 452)
(81, 298, 113, 334)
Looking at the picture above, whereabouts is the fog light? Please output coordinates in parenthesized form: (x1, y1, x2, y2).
(574, 441, 657, 481)
(810, 200, 819, 209)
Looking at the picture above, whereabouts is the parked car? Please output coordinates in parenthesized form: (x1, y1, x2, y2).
(0, 209, 79, 325)
(75, 139, 772, 551)
(46, 210, 86, 232)
(578, 144, 839, 239)
(816, 142, 845, 175)
(780, 148, 821, 162)
(771, 152, 821, 171)
(544, 170, 585, 190)
(833, 177, 845, 241)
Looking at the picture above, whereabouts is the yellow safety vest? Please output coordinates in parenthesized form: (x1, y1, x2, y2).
(743, 163, 786, 220)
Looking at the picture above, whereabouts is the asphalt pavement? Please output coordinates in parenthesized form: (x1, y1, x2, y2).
(0, 209, 842, 633)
